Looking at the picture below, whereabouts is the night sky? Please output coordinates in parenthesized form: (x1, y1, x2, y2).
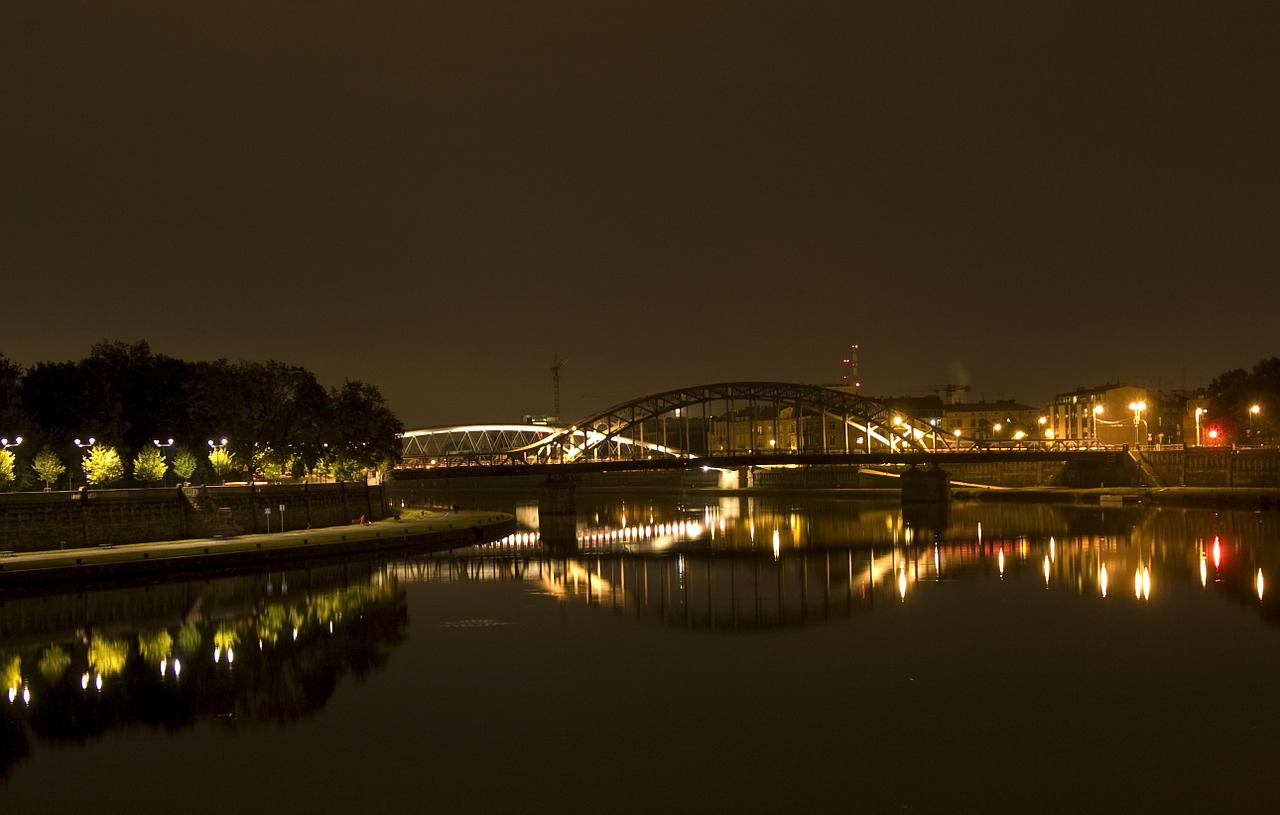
(4, 2, 1278, 428)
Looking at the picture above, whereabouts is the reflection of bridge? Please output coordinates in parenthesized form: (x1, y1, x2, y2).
(401, 381, 1108, 470)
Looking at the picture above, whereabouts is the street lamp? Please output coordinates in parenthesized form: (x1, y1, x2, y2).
(74, 437, 95, 490)
(1195, 407, 1206, 447)
(0, 436, 21, 450)
(1128, 401, 1146, 447)
(154, 438, 174, 485)
(1249, 404, 1261, 443)
(1092, 405, 1104, 441)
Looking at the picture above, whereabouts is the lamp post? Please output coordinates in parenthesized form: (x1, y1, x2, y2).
(1249, 404, 1261, 444)
(208, 438, 228, 484)
(1195, 407, 1206, 447)
(1093, 405, 1104, 442)
(74, 437, 95, 490)
(154, 438, 174, 486)
(1128, 401, 1146, 448)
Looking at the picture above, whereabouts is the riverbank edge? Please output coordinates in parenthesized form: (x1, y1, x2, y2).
(0, 510, 516, 590)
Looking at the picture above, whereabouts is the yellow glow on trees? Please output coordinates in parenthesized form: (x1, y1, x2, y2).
(83, 445, 125, 486)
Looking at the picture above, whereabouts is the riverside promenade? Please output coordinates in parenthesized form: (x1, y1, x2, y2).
(0, 509, 516, 590)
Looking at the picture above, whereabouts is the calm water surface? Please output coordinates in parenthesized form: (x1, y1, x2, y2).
(2, 489, 1279, 813)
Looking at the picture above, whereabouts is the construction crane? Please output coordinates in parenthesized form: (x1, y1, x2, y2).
(551, 355, 568, 420)
(939, 383, 971, 404)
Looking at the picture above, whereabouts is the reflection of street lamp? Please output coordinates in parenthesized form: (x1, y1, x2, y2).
(1128, 401, 1147, 447)
(1195, 407, 1206, 447)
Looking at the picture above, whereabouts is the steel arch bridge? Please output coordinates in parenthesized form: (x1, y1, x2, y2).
(400, 382, 974, 468)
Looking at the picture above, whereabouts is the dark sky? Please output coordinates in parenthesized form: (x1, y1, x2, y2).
(4, 1, 1278, 428)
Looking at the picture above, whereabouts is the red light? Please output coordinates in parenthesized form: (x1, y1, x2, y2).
(1208, 428, 1219, 440)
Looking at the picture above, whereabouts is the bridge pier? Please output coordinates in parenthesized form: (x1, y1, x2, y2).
(538, 475, 579, 555)
(900, 464, 951, 504)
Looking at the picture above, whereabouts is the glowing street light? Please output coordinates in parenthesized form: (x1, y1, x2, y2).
(153, 438, 175, 485)
(1249, 404, 1261, 443)
(0, 436, 21, 450)
(1194, 407, 1206, 447)
(73, 437, 96, 490)
(1128, 401, 1147, 447)
(1093, 404, 1104, 441)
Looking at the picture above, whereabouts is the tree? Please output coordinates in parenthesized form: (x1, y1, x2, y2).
(1207, 357, 1280, 445)
(32, 447, 65, 490)
(325, 380, 404, 470)
(208, 447, 237, 484)
(172, 445, 198, 483)
(0, 449, 14, 491)
(133, 445, 168, 485)
(0, 353, 26, 436)
(82, 445, 125, 486)
(331, 455, 365, 482)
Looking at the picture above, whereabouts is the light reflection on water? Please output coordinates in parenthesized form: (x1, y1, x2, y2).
(3, 491, 1280, 811)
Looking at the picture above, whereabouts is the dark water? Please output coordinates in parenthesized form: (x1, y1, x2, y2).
(3, 488, 1280, 813)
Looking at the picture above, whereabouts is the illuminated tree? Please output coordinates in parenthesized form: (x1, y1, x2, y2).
(172, 445, 198, 482)
(309, 456, 333, 482)
(32, 447, 65, 490)
(132, 445, 167, 485)
(82, 445, 125, 486)
(261, 453, 295, 482)
(0, 449, 14, 491)
(208, 447, 237, 483)
(331, 455, 365, 483)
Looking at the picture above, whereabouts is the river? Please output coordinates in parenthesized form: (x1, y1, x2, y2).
(2, 486, 1278, 813)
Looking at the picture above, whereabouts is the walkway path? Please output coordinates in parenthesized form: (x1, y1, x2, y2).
(0, 509, 515, 587)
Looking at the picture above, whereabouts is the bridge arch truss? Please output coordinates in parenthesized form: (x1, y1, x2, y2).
(506, 382, 970, 463)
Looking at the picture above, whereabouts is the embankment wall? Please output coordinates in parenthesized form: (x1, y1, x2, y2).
(0, 482, 386, 553)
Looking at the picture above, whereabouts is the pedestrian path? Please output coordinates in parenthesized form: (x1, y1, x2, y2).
(0, 510, 515, 584)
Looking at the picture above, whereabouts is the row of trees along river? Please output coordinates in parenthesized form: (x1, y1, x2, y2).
(0, 341, 402, 489)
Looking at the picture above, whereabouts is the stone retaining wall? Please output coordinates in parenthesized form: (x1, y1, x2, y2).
(1144, 448, 1280, 487)
(0, 483, 386, 553)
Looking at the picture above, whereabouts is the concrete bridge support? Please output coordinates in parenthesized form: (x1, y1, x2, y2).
(900, 464, 951, 503)
(538, 475, 579, 555)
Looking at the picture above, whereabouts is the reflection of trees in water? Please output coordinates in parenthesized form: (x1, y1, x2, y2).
(0, 577, 407, 778)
